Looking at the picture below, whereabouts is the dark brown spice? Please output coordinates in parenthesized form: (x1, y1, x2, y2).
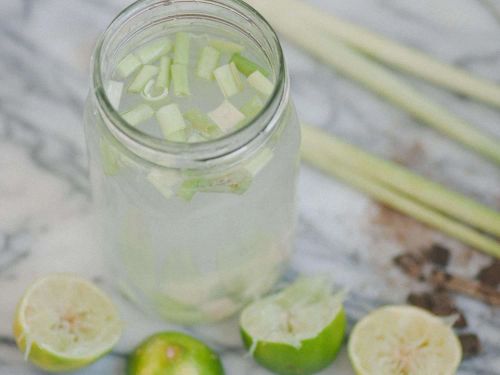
(476, 261, 500, 288)
(425, 244, 450, 268)
(406, 291, 467, 328)
(459, 334, 481, 357)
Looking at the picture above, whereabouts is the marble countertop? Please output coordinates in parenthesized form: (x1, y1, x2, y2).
(1, 0, 500, 374)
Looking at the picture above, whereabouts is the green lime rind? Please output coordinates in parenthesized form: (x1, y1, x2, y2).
(128, 332, 224, 375)
(241, 307, 346, 375)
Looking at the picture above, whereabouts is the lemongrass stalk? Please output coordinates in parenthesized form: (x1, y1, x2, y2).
(230, 53, 269, 77)
(303, 125, 500, 238)
(301, 137, 500, 259)
(209, 39, 244, 54)
(247, 0, 500, 109)
(253, 13, 500, 165)
(128, 65, 159, 93)
(248, 71, 274, 97)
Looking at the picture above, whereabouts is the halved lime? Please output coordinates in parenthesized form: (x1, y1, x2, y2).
(240, 276, 346, 375)
(127, 332, 224, 375)
(348, 305, 462, 375)
(13, 274, 122, 372)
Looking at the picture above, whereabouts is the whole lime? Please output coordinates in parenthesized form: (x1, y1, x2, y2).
(128, 332, 224, 375)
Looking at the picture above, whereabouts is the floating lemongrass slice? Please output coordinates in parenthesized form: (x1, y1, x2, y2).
(174, 32, 191, 65)
(209, 39, 244, 54)
(209, 100, 245, 133)
(171, 64, 191, 96)
(156, 103, 187, 140)
(177, 169, 253, 201)
(135, 37, 172, 64)
(241, 95, 265, 118)
(214, 62, 243, 98)
(184, 109, 222, 139)
(121, 103, 154, 126)
(165, 129, 188, 142)
(245, 148, 274, 176)
(141, 80, 168, 102)
(116, 53, 142, 78)
(248, 71, 274, 97)
(147, 168, 182, 200)
(100, 138, 120, 176)
(128, 65, 159, 93)
(231, 53, 269, 77)
(188, 132, 207, 143)
(155, 56, 172, 94)
(197, 46, 221, 80)
(106, 80, 124, 110)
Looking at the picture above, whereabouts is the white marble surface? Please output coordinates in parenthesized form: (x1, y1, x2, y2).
(1, 0, 500, 374)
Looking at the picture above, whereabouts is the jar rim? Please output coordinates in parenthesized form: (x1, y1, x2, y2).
(91, 0, 288, 167)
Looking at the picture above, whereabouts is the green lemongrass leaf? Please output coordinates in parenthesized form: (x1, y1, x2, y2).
(248, 71, 274, 97)
(209, 39, 244, 54)
(254, 11, 500, 165)
(184, 109, 222, 138)
(155, 56, 172, 93)
(214, 62, 243, 98)
(121, 104, 154, 126)
(156, 103, 187, 139)
(116, 53, 142, 78)
(231, 53, 269, 77)
(171, 63, 191, 97)
(209, 100, 245, 133)
(128, 65, 159, 93)
(135, 37, 172, 64)
(302, 125, 500, 238)
(106, 80, 124, 110)
(174, 32, 191, 65)
(301, 125, 500, 259)
(247, 0, 500, 109)
(197, 46, 221, 80)
(177, 169, 253, 201)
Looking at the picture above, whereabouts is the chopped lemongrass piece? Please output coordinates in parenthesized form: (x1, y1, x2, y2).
(209, 39, 245, 54)
(196, 46, 221, 80)
(302, 125, 500, 259)
(141, 79, 168, 101)
(155, 56, 172, 93)
(171, 64, 191, 96)
(249, 1, 500, 165)
(188, 132, 207, 143)
(184, 109, 222, 138)
(247, 0, 500, 109)
(302, 124, 500, 239)
(156, 103, 187, 138)
(231, 53, 269, 77)
(128, 65, 159, 93)
(135, 37, 172, 64)
(214, 62, 243, 98)
(165, 129, 188, 142)
(245, 148, 274, 176)
(121, 103, 154, 126)
(241, 95, 264, 118)
(116, 53, 142, 78)
(100, 138, 120, 176)
(248, 71, 274, 97)
(148, 168, 182, 200)
(106, 80, 124, 110)
(209, 100, 245, 133)
(174, 32, 191, 65)
(177, 169, 253, 201)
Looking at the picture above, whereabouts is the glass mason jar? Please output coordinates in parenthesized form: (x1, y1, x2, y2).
(84, 0, 300, 325)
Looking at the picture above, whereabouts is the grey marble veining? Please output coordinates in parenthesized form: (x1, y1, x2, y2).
(1, 0, 500, 374)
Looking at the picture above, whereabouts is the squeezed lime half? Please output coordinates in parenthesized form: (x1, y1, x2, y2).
(348, 305, 462, 375)
(13, 274, 122, 372)
(128, 332, 224, 375)
(240, 276, 346, 375)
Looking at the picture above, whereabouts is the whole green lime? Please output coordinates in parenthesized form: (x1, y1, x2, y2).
(127, 332, 224, 375)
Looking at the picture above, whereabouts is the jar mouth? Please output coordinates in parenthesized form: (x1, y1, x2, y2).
(91, 0, 288, 168)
